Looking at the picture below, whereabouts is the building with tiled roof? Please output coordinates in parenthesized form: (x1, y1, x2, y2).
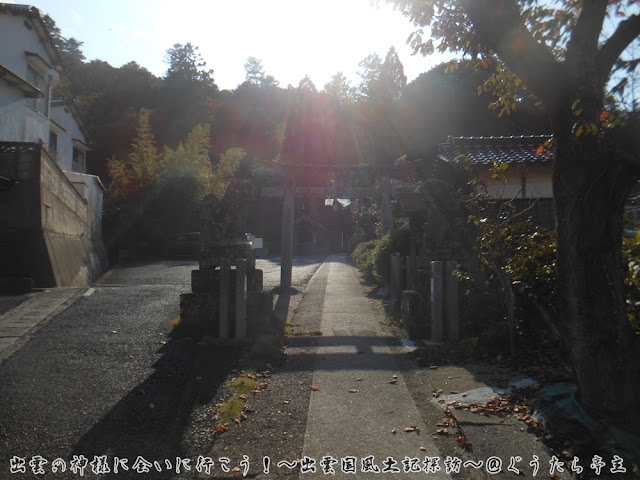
(437, 135, 555, 225)
(438, 135, 554, 165)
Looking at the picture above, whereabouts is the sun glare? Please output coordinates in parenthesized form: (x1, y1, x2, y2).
(171, 0, 430, 90)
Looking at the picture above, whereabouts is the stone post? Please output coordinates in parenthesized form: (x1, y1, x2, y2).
(219, 260, 230, 339)
(280, 175, 295, 289)
(446, 260, 459, 341)
(430, 261, 443, 342)
(235, 259, 247, 338)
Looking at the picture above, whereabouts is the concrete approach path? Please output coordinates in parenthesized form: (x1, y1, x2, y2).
(299, 255, 450, 479)
(281, 254, 570, 480)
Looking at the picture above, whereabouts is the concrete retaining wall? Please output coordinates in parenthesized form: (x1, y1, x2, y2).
(0, 142, 105, 287)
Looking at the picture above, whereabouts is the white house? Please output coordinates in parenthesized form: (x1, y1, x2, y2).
(0, 3, 62, 145)
(437, 135, 555, 225)
(0, 3, 105, 288)
(49, 100, 104, 231)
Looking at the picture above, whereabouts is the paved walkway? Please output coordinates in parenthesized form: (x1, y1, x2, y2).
(0, 287, 84, 362)
(300, 255, 450, 479)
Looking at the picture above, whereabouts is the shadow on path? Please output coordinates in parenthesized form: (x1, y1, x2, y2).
(72, 337, 240, 479)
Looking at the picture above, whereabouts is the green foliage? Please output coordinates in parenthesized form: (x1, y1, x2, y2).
(164, 43, 216, 89)
(323, 72, 354, 103)
(473, 213, 557, 302)
(623, 234, 640, 334)
(212, 148, 245, 199)
(357, 47, 407, 103)
(107, 108, 161, 200)
(391, 0, 640, 111)
(351, 240, 378, 282)
(163, 123, 214, 199)
(351, 224, 411, 286)
(243, 56, 279, 88)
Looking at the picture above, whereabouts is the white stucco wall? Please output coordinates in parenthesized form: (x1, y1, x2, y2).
(478, 163, 553, 200)
(65, 171, 104, 235)
(0, 10, 55, 144)
(0, 12, 53, 80)
(50, 104, 88, 172)
(525, 164, 554, 199)
(0, 97, 49, 143)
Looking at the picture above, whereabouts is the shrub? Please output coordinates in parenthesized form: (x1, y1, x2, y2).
(351, 224, 411, 286)
(351, 240, 377, 283)
(623, 233, 640, 334)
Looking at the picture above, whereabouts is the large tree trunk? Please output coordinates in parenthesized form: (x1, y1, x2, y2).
(553, 126, 640, 432)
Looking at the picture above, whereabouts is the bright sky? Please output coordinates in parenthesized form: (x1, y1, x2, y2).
(10, 0, 449, 91)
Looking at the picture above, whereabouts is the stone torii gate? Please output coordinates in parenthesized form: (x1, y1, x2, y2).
(259, 171, 390, 289)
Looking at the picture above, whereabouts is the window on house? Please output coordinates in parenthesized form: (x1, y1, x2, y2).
(25, 65, 46, 114)
(72, 147, 86, 173)
(49, 130, 58, 156)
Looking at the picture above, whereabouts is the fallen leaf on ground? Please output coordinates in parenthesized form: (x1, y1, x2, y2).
(355, 378, 363, 381)
(419, 447, 427, 451)
(388, 379, 398, 384)
(259, 383, 268, 390)
(239, 394, 248, 400)
(233, 418, 241, 425)
(283, 400, 290, 404)
(232, 467, 241, 473)
(436, 428, 449, 434)
(391, 428, 397, 434)
(430, 365, 438, 370)
(456, 436, 472, 448)
(405, 426, 420, 433)
(215, 425, 228, 433)
(348, 389, 359, 393)
(311, 386, 320, 391)
(450, 390, 459, 394)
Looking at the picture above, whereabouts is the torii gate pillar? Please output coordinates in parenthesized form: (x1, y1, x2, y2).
(280, 175, 296, 289)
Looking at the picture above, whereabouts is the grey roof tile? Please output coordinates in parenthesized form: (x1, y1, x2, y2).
(438, 135, 554, 165)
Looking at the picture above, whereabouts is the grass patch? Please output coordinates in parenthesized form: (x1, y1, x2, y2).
(169, 316, 182, 329)
(383, 314, 403, 328)
(284, 321, 299, 335)
(216, 374, 259, 427)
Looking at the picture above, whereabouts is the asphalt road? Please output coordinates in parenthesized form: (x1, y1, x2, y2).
(0, 256, 323, 479)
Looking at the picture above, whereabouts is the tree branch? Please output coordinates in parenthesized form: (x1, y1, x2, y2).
(459, 0, 567, 106)
(598, 14, 640, 77)
(565, 1, 608, 66)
